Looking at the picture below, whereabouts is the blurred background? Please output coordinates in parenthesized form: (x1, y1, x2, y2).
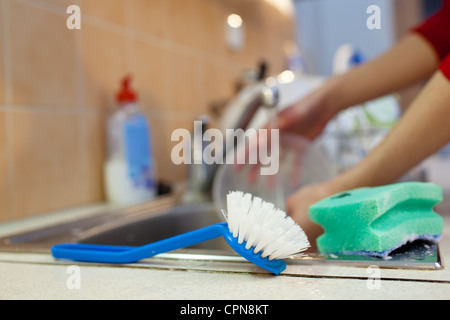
(0, 0, 440, 222)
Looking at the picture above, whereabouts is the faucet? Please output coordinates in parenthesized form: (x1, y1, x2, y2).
(261, 83, 280, 109)
(183, 115, 215, 203)
(183, 83, 280, 203)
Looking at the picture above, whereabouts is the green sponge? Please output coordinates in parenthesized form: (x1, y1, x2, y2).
(309, 182, 443, 257)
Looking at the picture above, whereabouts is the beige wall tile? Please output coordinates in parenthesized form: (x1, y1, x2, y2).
(203, 61, 237, 113)
(9, 1, 78, 107)
(185, 0, 223, 54)
(166, 0, 197, 49)
(0, 0, 295, 222)
(132, 38, 168, 113)
(0, 12, 4, 105)
(80, 112, 106, 203)
(0, 73, 3, 107)
(148, 116, 188, 183)
(11, 110, 82, 218)
(198, 0, 226, 55)
(238, 24, 267, 71)
(164, 50, 205, 113)
(42, 0, 77, 8)
(81, 23, 129, 109)
(166, 0, 224, 52)
(128, 0, 169, 39)
(81, 0, 126, 26)
(0, 112, 10, 222)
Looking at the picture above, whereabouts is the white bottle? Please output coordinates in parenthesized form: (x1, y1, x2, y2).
(104, 76, 157, 205)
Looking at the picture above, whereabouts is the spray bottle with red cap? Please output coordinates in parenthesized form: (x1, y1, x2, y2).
(104, 75, 157, 205)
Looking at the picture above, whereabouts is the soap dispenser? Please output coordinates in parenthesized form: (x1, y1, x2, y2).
(104, 75, 157, 205)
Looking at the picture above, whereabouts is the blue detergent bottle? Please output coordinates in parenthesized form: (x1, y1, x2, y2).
(104, 75, 157, 205)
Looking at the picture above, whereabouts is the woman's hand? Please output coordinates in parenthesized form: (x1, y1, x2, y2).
(268, 82, 340, 140)
(285, 181, 340, 251)
(286, 172, 362, 251)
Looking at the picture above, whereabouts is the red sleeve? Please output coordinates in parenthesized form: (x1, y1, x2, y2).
(412, 0, 450, 60)
(440, 54, 450, 81)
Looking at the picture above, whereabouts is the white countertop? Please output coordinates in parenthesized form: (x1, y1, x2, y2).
(1, 202, 450, 300)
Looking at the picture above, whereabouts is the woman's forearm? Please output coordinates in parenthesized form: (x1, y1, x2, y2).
(335, 70, 450, 190)
(325, 33, 439, 112)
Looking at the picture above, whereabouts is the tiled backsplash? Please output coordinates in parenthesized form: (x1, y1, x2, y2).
(0, 0, 294, 221)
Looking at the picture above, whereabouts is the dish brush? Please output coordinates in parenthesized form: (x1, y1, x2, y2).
(52, 191, 310, 275)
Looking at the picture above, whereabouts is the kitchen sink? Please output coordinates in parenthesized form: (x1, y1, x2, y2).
(76, 201, 228, 250)
(0, 194, 229, 253)
(0, 193, 443, 272)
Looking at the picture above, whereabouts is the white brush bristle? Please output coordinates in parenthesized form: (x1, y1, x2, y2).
(221, 191, 310, 260)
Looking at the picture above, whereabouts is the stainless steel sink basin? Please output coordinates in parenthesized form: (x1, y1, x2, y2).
(0, 194, 229, 253)
(77, 201, 228, 250)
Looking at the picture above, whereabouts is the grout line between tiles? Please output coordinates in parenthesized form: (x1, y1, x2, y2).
(73, 10, 89, 204)
(123, 0, 136, 75)
(16, 0, 243, 120)
(18, 0, 69, 16)
(4, 104, 104, 115)
(80, 8, 242, 76)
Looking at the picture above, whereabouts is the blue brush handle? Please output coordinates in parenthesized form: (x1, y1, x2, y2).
(52, 222, 228, 264)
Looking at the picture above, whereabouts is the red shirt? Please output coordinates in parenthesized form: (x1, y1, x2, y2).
(413, 0, 450, 80)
